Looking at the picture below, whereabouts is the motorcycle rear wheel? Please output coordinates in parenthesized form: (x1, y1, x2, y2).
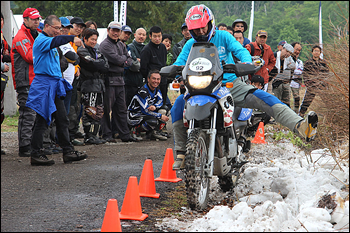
(185, 129, 210, 211)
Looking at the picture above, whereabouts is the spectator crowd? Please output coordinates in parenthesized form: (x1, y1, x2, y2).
(1, 6, 328, 165)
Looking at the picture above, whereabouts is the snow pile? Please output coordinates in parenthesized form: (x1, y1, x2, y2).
(157, 141, 349, 232)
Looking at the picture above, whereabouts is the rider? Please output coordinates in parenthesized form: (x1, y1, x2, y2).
(171, 4, 318, 170)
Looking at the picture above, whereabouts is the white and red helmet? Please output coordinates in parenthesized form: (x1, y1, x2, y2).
(185, 4, 215, 42)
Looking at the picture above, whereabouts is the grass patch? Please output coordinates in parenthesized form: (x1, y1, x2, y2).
(1, 112, 19, 133)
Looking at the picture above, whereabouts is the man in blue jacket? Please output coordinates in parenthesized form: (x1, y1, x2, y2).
(171, 4, 318, 169)
(26, 15, 87, 166)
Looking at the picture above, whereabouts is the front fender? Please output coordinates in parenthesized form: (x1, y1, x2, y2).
(185, 95, 217, 121)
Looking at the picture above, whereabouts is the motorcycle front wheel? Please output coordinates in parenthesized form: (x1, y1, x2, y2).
(185, 128, 210, 211)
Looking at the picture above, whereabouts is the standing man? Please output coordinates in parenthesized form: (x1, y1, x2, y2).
(119, 25, 132, 45)
(172, 23, 192, 63)
(290, 42, 303, 113)
(67, 17, 86, 146)
(245, 30, 276, 92)
(271, 43, 295, 107)
(10, 8, 42, 157)
(124, 27, 146, 106)
(59, 17, 79, 113)
(232, 18, 250, 46)
(233, 31, 244, 46)
(78, 28, 109, 145)
(298, 45, 329, 117)
(26, 15, 87, 166)
(140, 26, 168, 108)
(99, 21, 138, 143)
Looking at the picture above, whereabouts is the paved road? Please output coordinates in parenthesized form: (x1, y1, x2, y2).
(1, 124, 183, 232)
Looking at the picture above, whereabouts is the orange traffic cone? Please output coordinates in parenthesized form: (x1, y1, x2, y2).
(119, 176, 148, 221)
(101, 199, 122, 232)
(251, 121, 267, 144)
(155, 148, 182, 183)
(139, 159, 160, 198)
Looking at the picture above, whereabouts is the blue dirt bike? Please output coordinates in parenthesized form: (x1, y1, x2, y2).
(160, 42, 261, 211)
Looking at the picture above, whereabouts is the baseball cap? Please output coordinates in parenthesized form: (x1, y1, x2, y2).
(283, 43, 294, 53)
(121, 25, 132, 33)
(23, 8, 41, 19)
(59, 17, 72, 28)
(256, 30, 268, 37)
(181, 23, 187, 30)
(108, 21, 122, 30)
(70, 17, 86, 27)
(278, 40, 287, 46)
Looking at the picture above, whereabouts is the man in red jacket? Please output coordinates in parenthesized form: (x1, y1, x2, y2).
(245, 30, 276, 92)
(10, 8, 42, 157)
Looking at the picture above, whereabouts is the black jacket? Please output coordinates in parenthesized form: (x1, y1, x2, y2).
(77, 43, 109, 93)
(124, 40, 145, 87)
(140, 41, 167, 85)
(172, 37, 190, 63)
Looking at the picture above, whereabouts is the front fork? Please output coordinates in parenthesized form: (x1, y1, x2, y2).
(187, 107, 217, 178)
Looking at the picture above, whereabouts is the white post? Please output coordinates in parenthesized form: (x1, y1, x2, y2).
(319, 1, 323, 59)
(114, 1, 119, 22)
(248, 1, 254, 42)
(120, 1, 127, 26)
(1, 1, 17, 116)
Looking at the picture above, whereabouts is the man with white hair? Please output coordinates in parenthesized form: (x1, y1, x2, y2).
(271, 43, 295, 107)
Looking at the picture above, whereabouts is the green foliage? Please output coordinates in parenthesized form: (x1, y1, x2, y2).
(273, 130, 311, 149)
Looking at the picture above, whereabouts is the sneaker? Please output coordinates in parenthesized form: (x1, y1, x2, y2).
(84, 136, 103, 145)
(71, 139, 85, 146)
(31, 154, 55, 166)
(1, 149, 5, 155)
(172, 154, 185, 170)
(63, 151, 88, 164)
(295, 111, 318, 142)
(150, 131, 167, 141)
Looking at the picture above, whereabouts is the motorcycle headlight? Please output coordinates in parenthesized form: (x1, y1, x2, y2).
(187, 75, 213, 89)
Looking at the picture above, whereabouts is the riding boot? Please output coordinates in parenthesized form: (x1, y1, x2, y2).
(172, 151, 186, 170)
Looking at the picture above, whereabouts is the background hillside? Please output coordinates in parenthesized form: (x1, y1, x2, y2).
(11, 1, 349, 60)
